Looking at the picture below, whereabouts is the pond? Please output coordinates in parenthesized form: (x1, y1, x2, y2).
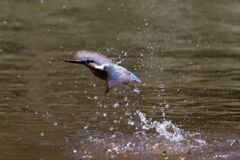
(0, 0, 239, 159)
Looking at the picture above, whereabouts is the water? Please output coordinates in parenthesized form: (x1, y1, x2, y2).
(0, 0, 240, 159)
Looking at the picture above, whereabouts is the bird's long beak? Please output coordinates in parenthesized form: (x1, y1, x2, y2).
(64, 59, 85, 64)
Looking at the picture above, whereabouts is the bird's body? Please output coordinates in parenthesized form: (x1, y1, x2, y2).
(65, 50, 141, 94)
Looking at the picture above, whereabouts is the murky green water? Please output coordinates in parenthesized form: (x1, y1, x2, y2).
(0, 0, 240, 159)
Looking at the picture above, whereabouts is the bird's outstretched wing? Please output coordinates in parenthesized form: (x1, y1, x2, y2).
(73, 50, 114, 65)
(105, 65, 141, 94)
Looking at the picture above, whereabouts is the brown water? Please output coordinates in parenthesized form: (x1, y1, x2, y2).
(0, 0, 240, 159)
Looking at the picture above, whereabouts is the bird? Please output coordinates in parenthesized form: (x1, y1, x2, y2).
(64, 50, 141, 94)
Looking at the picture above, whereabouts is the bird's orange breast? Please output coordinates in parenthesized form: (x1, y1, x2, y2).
(90, 69, 108, 80)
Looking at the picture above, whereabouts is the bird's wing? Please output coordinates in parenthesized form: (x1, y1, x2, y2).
(105, 66, 138, 94)
(105, 77, 129, 94)
(73, 50, 114, 65)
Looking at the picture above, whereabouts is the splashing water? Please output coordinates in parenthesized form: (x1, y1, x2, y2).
(136, 110, 184, 142)
(63, 106, 208, 159)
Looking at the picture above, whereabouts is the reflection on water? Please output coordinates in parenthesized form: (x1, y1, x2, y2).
(0, 0, 240, 159)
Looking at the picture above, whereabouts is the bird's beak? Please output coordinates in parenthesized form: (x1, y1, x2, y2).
(64, 59, 85, 64)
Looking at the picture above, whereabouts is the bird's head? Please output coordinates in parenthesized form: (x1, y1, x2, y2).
(65, 57, 107, 71)
(65, 50, 114, 68)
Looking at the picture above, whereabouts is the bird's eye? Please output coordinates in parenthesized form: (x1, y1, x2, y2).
(87, 60, 94, 63)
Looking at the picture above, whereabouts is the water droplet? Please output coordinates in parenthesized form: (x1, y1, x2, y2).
(162, 112, 166, 117)
(84, 125, 89, 130)
(113, 102, 119, 108)
(164, 104, 169, 108)
(111, 134, 116, 138)
(113, 120, 119, 123)
(194, 138, 206, 144)
(40, 132, 45, 136)
(53, 122, 58, 126)
(128, 120, 135, 126)
(133, 87, 140, 94)
(159, 83, 165, 89)
(72, 149, 77, 153)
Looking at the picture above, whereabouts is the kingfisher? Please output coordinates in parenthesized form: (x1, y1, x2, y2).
(64, 50, 141, 94)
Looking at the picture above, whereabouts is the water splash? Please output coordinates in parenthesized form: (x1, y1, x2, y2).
(133, 87, 141, 94)
(136, 110, 184, 142)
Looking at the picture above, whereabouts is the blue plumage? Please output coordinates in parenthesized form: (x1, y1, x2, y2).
(65, 50, 141, 94)
(129, 71, 141, 82)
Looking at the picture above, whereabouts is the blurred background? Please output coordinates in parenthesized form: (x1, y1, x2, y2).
(0, 0, 239, 159)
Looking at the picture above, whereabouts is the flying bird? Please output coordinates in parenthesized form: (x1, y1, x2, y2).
(65, 50, 141, 94)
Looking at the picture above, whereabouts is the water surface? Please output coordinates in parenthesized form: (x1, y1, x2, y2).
(0, 0, 240, 159)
